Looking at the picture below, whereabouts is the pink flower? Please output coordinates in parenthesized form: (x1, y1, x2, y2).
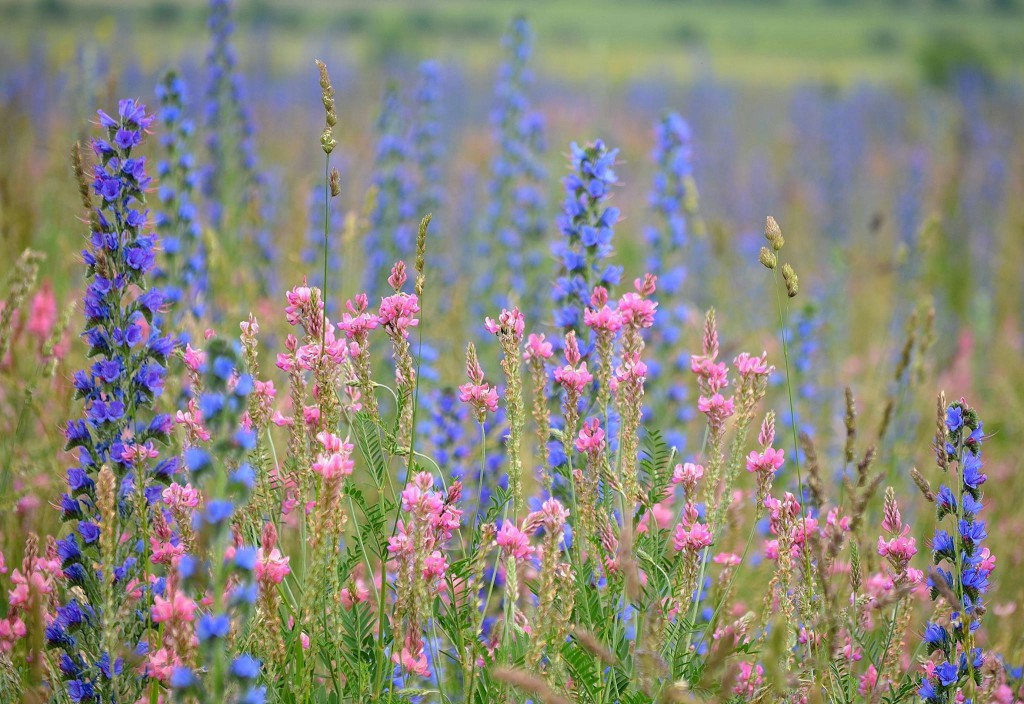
(312, 442, 355, 480)
(612, 354, 647, 388)
(575, 419, 605, 454)
(256, 547, 291, 585)
(713, 552, 741, 567)
(378, 293, 420, 338)
(877, 535, 917, 562)
(554, 362, 593, 393)
(618, 291, 657, 328)
(239, 315, 259, 338)
(523, 333, 553, 362)
(458, 382, 499, 415)
(394, 645, 430, 678)
(182, 344, 206, 373)
(341, 579, 370, 609)
(27, 282, 57, 342)
(162, 483, 200, 510)
(734, 662, 764, 697)
(423, 551, 448, 581)
(484, 307, 525, 340)
(691, 357, 729, 393)
(745, 447, 785, 475)
(858, 664, 879, 696)
(525, 498, 570, 535)
(496, 522, 534, 561)
(698, 393, 735, 423)
(388, 261, 407, 291)
(285, 285, 313, 326)
(978, 547, 996, 575)
(673, 503, 712, 552)
(338, 294, 381, 338)
(583, 300, 623, 333)
(151, 592, 196, 624)
(671, 462, 704, 494)
(733, 351, 772, 378)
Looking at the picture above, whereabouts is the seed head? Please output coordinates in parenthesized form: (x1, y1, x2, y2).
(758, 246, 777, 270)
(329, 167, 341, 197)
(765, 215, 784, 251)
(781, 263, 799, 298)
(315, 59, 338, 154)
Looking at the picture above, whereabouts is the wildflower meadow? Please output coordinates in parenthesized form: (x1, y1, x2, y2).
(0, 1, 1023, 702)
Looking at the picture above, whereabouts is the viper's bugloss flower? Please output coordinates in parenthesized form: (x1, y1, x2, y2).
(154, 70, 207, 336)
(552, 140, 622, 347)
(52, 98, 174, 699)
(478, 16, 547, 309)
(920, 398, 991, 704)
(365, 85, 416, 294)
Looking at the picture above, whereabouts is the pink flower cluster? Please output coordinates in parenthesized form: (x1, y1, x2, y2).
(876, 491, 921, 587)
(484, 306, 525, 340)
(256, 522, 291, 586)
(379, 262, 420, 338)
(522, 497, 571, 537)
(523, 332, 554, 363)
(745, 447, 785, 476)
(312, 431, 355, 481)
(389, 473, 462, 588)
(1, 543, 60, 653)
(617, 275, 658, 329)
(672, 503, 713, 552)
(459, 352, 498, 419)
(671, 462, 704, 495)
(553, 332, 593, 393)
(496, 522, 534, 561)
(575, 418, 605, 455)
(583, 286, 623, 333)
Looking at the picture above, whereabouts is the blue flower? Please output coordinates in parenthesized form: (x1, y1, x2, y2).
(231, 654, 261, 679)
(234, 546, 257, 572)
(197, 613, 231, 642)
(170, 666, 199, 690)
(57, 536, 82, 566)
(936, 661, 958, 686)
(962, 452, 986, 490)
(67, 678, 95, 702)
(204, 499, 234, 525)
(923, 622, 947, 650)
(78, 522, 101, 545)
(946, 405, 963, 431)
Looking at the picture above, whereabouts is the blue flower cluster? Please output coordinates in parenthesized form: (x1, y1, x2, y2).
(53, 97, 176, 702)
(365, 84, 416, 294)
(552, 140, 623, 342)
(643, 112, 694, 297)
(412, 60, 444, 223)
(202, 0, 238, 232)
(641, 113, 699, 448)
(155, 70, 208, 337)
(478, 16, 547, 310)
(920, 399, 989, 704)
(202, 0, 277, 298)
(171, 337, 266, 704)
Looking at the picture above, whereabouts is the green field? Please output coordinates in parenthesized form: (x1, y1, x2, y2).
(3, 0, 1023, 85)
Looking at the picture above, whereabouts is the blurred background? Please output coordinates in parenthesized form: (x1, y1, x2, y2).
(0, 0, 1023, 607)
